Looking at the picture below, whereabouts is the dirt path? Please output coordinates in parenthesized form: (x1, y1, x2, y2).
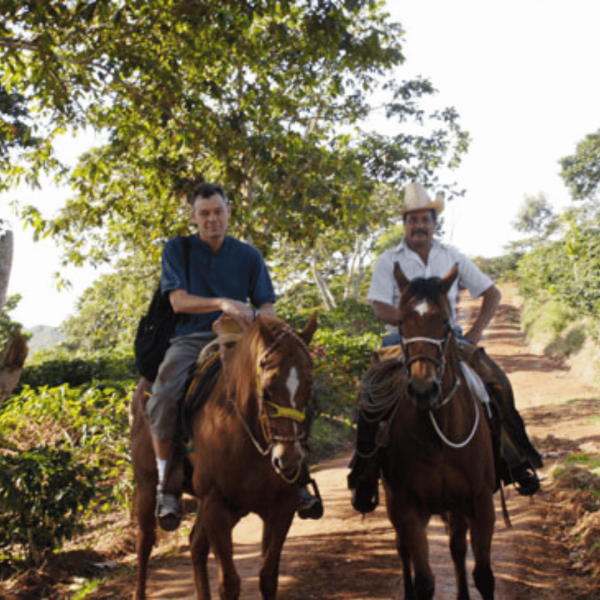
(94, 286, 599, 599)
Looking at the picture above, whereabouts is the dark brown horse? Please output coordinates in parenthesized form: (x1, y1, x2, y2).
(373, 264, 495, 599)
(131, 313, 318, 599)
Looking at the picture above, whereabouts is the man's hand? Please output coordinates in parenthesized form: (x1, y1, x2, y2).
(463, 328, 483, 346)
(372, 301, 401, 327)
(220, 298, 254, 326)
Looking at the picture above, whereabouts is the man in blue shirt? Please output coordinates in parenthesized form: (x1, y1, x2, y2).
(146, 183, 322, 530)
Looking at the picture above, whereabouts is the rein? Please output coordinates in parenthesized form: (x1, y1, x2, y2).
(428, 389, 480, 449)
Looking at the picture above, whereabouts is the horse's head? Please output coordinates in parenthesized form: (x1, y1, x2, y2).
(252, 312, 317, 480)
(393, 262, 458, 410)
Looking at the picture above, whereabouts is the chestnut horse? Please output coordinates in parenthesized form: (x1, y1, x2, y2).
(368, 264, 495, 599)
(131, 313, 317, 599)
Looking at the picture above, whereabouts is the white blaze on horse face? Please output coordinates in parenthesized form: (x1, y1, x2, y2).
(271, 364, 305, 474)
(414, 300, 430, 317)
(285, 366, 304, 458)
(286, 367, 300, 408)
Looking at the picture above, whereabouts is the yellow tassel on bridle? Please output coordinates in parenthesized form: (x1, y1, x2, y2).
(264, 400, 306, 423)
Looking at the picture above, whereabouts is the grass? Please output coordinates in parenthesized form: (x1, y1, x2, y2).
(565, 453, 600, 477)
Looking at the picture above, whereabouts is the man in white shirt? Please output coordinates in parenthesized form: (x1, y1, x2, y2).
(349, 182, 542, 514)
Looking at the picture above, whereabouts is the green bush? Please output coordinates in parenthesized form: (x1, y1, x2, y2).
(19, 350, 137, 390)
(276, 298, 383, 335)
(520, 297, 574, 340)
(312, 329, 380, 418)
(472, 251, 523, 282)
(314, 299, 384, 335)
(0, 444, 99, 564)
(0, 383, 133, 469)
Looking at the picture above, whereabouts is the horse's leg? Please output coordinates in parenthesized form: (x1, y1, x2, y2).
(388, 502, 433, 600)
(134, 480, 157, 600)
(395, 535, 415, 600)
(259, 501, 295, 599)
(189, 511, 211, 600)
(447, 512, 470, 600)
(470, 493, 495, 600)
(202, 494, 241, 600)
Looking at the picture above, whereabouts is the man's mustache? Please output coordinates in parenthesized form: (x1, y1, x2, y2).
(411, 229, 429, 236)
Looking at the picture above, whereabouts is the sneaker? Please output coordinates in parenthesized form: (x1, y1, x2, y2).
(513, 464, 540, 496)
(350, 480, 379, 514)
(156, 487, 182, 531)
(297, 482, 323, 520)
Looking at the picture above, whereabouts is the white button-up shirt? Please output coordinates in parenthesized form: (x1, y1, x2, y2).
(368, 239, 493, 333)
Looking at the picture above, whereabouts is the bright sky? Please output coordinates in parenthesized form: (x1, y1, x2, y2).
(2, 0, 599, 329)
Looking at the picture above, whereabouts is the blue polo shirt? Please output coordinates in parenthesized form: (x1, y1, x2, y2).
(160, 234, 277, 338)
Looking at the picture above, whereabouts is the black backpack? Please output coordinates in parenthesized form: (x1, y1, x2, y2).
(134, 237, 191, 381)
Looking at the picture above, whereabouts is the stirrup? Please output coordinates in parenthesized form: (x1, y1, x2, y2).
(156, 487, 182, 532)
(297, 478, 323, 520)
(351, 479, 379, 514)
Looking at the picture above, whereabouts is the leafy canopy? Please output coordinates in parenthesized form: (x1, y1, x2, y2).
(1, 0, 468, 270)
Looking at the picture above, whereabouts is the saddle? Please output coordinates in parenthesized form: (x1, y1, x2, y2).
(181, 315, 247, 439)
(172, 316, 247, 493)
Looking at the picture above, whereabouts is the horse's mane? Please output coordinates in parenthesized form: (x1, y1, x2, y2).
(219, 316, 285, 414)
(403, 276, 447, 306)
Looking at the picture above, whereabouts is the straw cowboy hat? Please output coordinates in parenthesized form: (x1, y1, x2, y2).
(401, 182, 444, 215)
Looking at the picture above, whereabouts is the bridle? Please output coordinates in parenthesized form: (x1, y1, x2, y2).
(222, 323, 313, 479)
(401, 323, 479, 449)
(400, 323, 457, 409)
(255, 325, 313, 447)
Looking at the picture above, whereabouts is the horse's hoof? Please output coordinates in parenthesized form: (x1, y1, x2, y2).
(297, 485, 324, 520)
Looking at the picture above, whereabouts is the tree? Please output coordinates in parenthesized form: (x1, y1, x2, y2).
(60, 256, 155, 353)
(2, 1, 468, 273)
(510, 193, 559, 250)
(560, 129, 600, 201)
(0, 227, 12, 317)
(0, 85, 35, 400)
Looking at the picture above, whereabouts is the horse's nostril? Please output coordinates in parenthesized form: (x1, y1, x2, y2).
(408, 378, 441, 407)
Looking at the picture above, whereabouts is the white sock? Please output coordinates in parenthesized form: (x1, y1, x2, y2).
(156, 458, 167, 488)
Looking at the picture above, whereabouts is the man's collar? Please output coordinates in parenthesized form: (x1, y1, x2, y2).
(396, 238, 441, 252)
(196, 234, 230, 253)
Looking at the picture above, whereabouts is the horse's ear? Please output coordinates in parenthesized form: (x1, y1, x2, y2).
(440, 263, 459, 294)
(393, 262, 410, 294)
(299, 311, 318, 345)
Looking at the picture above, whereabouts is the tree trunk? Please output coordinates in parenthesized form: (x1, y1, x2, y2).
(343, 238, 359, 301)
(0, 330, 28, 406)
(0, 228, 13, 317)
(310, 252, 336, 310)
